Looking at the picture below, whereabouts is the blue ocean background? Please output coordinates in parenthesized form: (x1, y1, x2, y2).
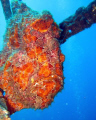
(0, 0, 96, 120)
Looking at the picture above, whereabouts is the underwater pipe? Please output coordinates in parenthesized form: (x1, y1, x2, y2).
(59, 0, 96, 44)
(0, 0, 12, 20)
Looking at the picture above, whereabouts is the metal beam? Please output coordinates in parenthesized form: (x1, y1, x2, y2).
(59, 0, 96, 44)
(1, 0, 12, 20)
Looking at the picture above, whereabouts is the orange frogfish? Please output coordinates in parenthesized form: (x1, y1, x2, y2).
(0, 0, 65, 114)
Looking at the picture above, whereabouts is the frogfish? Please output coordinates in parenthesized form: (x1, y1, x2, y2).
(0, 0, 65, 115)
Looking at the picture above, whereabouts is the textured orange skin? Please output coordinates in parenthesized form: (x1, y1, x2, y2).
(0, 1, 65, 114)
(32, 19, 54, 32)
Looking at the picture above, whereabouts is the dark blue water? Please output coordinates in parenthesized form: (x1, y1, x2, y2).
(0, 0, 96, 120)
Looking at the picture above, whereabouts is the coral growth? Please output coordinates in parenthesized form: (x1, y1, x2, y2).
(0, 1, 65, 114)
